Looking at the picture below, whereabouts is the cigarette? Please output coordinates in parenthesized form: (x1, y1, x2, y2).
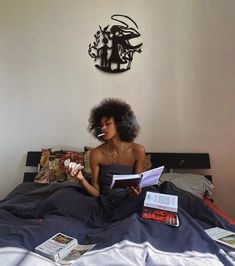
(98, 133, 105, 137)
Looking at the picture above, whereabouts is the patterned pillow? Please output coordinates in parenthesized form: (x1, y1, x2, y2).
(34, 148, 84, 184)
(82, 146, 94, 182)
(144, 154, 152, 171)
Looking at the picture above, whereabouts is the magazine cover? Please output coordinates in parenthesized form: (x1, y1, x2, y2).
(144, 191, 178, 213)
(142, 207, 179, 227)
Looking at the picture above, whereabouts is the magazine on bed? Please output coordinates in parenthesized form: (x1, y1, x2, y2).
(35, 233, 96, 263)
(205, 227, 235, 249)
(142, 191, 179, 227)
(110, 166, 164, 189)
(35, 233, 78, 262)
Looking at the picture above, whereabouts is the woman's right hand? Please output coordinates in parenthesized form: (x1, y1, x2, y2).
(64, 160, 85, 183)
(71, 169, 85, 183)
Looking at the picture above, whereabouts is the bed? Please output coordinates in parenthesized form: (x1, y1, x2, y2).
(0, 150, 234, 266)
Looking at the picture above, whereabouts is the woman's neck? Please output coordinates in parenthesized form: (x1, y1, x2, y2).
(106, 138, 125, 163)
(106, 137, 122, 150)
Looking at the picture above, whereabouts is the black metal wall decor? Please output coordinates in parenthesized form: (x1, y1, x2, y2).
(88, 14, 143, 73)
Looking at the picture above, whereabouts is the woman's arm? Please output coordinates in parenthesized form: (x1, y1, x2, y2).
(134, 144, 146, 174)
(88, 148, 101, 196)
(128, 144, 146, 196)
(67, 149, 101, 197)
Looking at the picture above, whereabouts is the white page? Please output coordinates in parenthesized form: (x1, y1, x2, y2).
(205, 227, 235, 249)
(144, 191, 178, 212)
(59, 244, 96, 264)
(139, 166, 164, 188)
(112, 174, 140, 181)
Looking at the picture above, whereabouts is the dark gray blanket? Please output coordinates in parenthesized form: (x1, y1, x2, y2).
(0, 181, 234, 265)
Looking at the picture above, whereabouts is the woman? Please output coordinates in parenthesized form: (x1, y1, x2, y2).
(67, 98, 146, 199)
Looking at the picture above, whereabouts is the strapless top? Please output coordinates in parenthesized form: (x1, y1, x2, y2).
(99, 164, 134, 195)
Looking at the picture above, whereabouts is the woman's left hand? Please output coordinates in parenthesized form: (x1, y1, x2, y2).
(127, 186, 142, 197)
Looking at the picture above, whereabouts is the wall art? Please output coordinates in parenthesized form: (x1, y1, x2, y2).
(88, 14, 143, 73)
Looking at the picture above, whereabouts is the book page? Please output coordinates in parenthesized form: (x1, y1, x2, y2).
(59, 244, 96, 265)
(110, 165, 164, 189)
(139, 166, 164, 188)
(144, 191, 178, 213)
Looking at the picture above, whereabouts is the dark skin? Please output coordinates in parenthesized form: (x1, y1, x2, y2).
(66, 117, 145, 197)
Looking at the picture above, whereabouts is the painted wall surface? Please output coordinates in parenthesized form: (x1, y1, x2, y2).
(0, 0, 235, 217)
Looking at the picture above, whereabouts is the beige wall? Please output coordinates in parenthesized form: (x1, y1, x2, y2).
(0, 0, 235, 218)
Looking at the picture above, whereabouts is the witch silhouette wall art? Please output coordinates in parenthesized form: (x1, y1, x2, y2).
(88, 14, 143, 73)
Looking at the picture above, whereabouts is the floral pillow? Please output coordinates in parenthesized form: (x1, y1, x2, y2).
(82, 146, 94, 182)
(144, 154, 152, 171)
(34, 148, 84, 184)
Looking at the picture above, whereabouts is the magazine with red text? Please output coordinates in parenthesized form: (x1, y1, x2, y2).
(142, 207, 179, 226)
(142, 191, 179, 227)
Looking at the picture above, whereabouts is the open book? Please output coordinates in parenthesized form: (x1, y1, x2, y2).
(142, 191, 179, 227)
(110, 166, 164, 189)
(205, 227, 235, 249)
(58, 243, 96, 265)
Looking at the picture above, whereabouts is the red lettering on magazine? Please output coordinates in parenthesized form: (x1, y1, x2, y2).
(142, 207, 178, 226)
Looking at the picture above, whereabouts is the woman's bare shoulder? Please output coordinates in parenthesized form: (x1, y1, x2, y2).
(131, 143, 145, 154)
(90, 143, 106, 159)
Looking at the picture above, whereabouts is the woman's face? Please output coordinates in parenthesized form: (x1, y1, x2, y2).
(100, 117, 118, 140)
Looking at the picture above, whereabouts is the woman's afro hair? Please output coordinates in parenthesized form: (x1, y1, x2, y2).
(88, 98, 140, 142)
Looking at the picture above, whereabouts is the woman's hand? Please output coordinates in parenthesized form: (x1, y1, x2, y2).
(127, 186, 142, 197)
(64, 160, 85, 183)
(70, 169, 85, 183)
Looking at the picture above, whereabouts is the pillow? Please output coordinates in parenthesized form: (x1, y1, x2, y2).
(83, 146, 94, 175)
(158, 173, 215, 199)
(144, 154, 152, 171)
(34, 148, 84, 184)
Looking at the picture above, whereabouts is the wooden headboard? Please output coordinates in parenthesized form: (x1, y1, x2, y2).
(24, 151, 211, 182)
(147, 152, 210, 169)
(24, 151, 41, 182)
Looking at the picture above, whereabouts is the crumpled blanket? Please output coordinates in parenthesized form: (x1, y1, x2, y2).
(0, 181, 234, 265)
